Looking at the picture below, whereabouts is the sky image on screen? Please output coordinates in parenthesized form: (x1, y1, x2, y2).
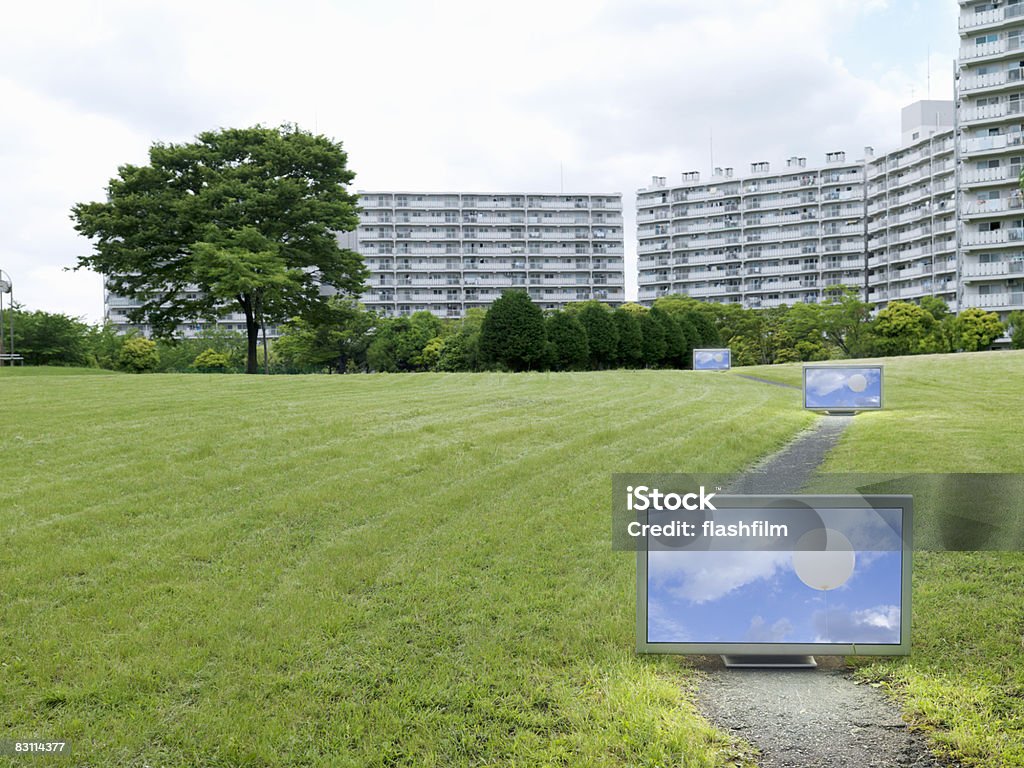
(694, 349, 731, 371)
(646, 515, 903, 646)
(804, 367, 882, 410)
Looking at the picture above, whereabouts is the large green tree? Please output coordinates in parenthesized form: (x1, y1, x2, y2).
(954, 307, 1005, 351)
(545, 311, 589, 371)
(273, 299, 375, 373)
(574, 301, 619, 369)
(71, 125, 367, 374)
(1008, 310, 1024, 350)
(7, 306, 91, 366)
(612, 308, 643, 367)
(871, 301, 937, 357)
(479, 291, 547, 371)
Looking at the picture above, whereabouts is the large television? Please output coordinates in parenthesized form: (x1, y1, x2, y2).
(693, 348, 731, 371)
(635, 494, 911, 663)
(803, 364, 883, 412)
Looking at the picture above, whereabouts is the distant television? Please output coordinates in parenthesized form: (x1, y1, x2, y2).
(635, 494, 911, 663)
(803, 364, 883, 412)
(693, 348, 731, 371)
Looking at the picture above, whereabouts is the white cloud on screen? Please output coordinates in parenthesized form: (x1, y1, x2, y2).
(815, 604, 901, 643)
(806, 370, 853, 397)
(745, 615, 794, 642)
(649, 550, 792, 604)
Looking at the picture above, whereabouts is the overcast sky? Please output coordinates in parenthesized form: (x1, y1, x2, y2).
(1, 0, 959, 322)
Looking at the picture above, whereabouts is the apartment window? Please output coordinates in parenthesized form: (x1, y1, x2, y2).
(976, 33, 998, 45)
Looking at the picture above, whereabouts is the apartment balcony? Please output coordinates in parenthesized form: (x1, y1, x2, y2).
(961, 166, 1020, 185)
(962, 227, 1024, 246)
(393, 215, 450, 225)
(391, 260, 457, 271)
(959, 4, 1024, 31)
(532, 199, 593, 209)
(687, 267, 742, 280)
(686, 285, 734, 297)
(638, 241, 671, 255)
(744, 263, 812, 276)
(820, 205, 863, 220)
(959, 37, 1024, 61)
(638, 287, 669, 302)
(461, 277, 529, 288)
(638, 256, 673, 270)
(745, 246, 810, 259)
(962, 260, 1024, 278)
(526, 214, 582, 225)
(960, 101, 1024, 124)
(684, 234, 742, 248)
(820, 258, 865, 271)
(390, 278, 464, 289)
(473, 199, 521, 209)
(960, 132, 1024, 155)
(682, 187, 730, 202)
(636, 210, 671, 223)
(961, 291, 1024, 309)
(638, 273, 671, 286)
(962, 195, 1024, 216)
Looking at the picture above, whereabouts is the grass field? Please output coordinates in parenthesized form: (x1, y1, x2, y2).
(740, 351, 1024, 766)
(1, 369, 815, 767)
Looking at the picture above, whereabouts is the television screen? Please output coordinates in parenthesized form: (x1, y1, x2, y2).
(635, 495, 911, 656)
(693, 348, 732, 371)
(803, 365, 883, 411)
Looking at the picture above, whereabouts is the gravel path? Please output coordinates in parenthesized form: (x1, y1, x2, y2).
(692, 413, 950, 768)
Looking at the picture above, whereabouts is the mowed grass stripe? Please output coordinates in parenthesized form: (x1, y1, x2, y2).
(2, 370, 812, 767)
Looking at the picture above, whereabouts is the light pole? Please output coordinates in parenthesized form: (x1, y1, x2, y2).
(0, 269, 12, 366)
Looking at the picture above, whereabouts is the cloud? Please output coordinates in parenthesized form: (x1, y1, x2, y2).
(649, 550, 792, 604)
(647, 598, 693, 642)
(745, 615, 795, 642)
(815, 604, 902, 644)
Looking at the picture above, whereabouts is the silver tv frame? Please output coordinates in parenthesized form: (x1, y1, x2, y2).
(803, 364, 884, 412)
(693, 348, 732, 371)
(635, 494, 912, 657)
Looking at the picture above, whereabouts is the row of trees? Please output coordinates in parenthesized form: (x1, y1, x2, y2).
(275, 292, 722, 373)
(3, 307, 247, 372)
(272, 288, 1014, 373)
(5, 291, 1020, 374)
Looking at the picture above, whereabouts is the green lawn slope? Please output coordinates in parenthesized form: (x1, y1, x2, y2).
(1, 370, 812, 767)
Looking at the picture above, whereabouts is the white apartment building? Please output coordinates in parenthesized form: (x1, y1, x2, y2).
(356, 192, 625, 317)
(104, 286, 269, 338)
(866, 102, 958, 309)
(104, 192, 625, 335)
(636, 154, 867, 309)
(956, 0, 1024, 317)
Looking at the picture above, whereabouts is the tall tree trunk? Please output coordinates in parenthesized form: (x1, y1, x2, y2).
(240, 294, 259, 374)
(258, 294, 269, 375)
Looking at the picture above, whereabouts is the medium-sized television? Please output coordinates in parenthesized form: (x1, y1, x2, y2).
(636, 494, 912, 664)
(693, 348, 731, 371)
(803, 364, 883, 412)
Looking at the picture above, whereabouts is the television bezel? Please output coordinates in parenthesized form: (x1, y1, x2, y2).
(635, 494, 912, 656)
(802, 363, 885, 411)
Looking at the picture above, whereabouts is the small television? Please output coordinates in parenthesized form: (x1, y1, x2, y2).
(635, 494, 911, 664)
(803, 364, 883, 412)
(693, 348, 731, 371)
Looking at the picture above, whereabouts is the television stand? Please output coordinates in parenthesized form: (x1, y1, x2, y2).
(721, 655, 817, 669)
